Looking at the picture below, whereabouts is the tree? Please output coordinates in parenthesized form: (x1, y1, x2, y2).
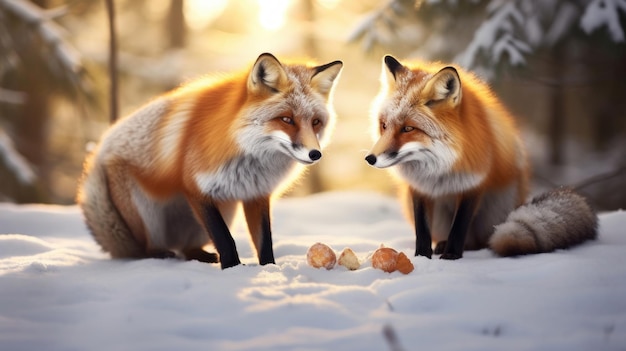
(0, 0, 90, 202)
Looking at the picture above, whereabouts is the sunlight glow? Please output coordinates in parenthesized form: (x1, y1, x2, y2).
(316, 0, 341, 9)
(257, 0, 291, 31)
(184, 0, 229, 30)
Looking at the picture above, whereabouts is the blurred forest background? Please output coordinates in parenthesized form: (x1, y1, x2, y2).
(1, 0, 625, 211)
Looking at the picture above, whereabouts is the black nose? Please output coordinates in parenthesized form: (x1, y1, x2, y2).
(309, 150, 322, 161)
(365, 154, 377, 165)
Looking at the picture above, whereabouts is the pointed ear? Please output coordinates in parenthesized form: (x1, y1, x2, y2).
(422, 66, 462, 107)
(311, 60, 343, 97)
(248, 53, 288, 94)
(384, 55, 407, 80)
(381, 55, 408, 90)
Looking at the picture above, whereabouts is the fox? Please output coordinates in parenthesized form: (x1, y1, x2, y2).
(77, 53, 343, 269)
(365, 55, 597, 260)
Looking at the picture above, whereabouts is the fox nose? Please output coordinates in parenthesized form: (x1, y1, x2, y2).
(309, 149, 322, 161)
(365, 154, 376, 165)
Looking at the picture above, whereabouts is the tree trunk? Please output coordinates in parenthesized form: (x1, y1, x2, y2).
(12, 0, 51, 202)
(105, 0, 118, 123)
(548, 46, 565, 166)
(167, 0, 186, 48)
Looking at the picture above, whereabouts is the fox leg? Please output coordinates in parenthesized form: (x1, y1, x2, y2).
(411, 190, 433, 258)
(243, 196, 274, 265)
(105, 160, 178, 259)
(440, 194, 480, 260)
(188, 197, 241, 269)
(181, 200, 237, 263)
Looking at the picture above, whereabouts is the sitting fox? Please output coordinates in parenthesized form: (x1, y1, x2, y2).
(77, 53, 343, 269)
(365, 55, 597, 259)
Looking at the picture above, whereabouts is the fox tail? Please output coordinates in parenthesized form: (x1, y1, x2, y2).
(489, 187, 598, 256)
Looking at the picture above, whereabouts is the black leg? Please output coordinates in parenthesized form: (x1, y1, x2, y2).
(243, 196, 275, 265)
(257, 212, 274, 265)
(440, 195, 478, 260)
(412, 191, 432, 258)
(200, 202, 241, 269)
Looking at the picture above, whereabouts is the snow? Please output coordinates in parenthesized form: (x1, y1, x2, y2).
(1, 191, 625, 351)
(0, 129, 36, 185)
(581, 0, 626, 42)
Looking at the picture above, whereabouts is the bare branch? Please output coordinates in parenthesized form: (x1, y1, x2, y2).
(572, 165, 626, 191)
(105, 0, 118, 124)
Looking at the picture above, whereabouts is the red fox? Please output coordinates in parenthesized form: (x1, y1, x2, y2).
(365, 55, 597, 259)
(77, 53, 343, 269)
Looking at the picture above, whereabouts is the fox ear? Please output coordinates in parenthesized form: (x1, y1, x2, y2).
(311, 60, 343, 97)
(423, 66, 462, 107)
(384, 55, 407, 80)
(248, 53, 288, 94)
(381, 55, 408, 89)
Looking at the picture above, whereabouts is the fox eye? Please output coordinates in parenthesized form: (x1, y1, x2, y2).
(281, 116, 294, 125)
(312, 118, 321, 126)
(401, 126, 415, 133)
(380, 121, 387, 130)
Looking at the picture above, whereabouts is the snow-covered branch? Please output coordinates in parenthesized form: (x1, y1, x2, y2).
(348, 0, 418, 52)
(581, 0, 626, 41)
(0, 128, 36, 185)
(455, 1, 528, 72)
(0, 0, 83, 77)
(457, 0, 626, 75)
(351, 0, 626, 77)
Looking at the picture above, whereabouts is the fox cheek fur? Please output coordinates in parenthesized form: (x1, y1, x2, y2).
(366, 55, 597, 260)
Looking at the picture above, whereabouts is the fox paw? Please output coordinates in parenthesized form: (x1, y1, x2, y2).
(439, 252, 462, 260)
(184, 248, 219, 263)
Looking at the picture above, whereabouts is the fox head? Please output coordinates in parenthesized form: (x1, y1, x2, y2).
(238, 53, 343, 165)
(365, 55, 462, 176)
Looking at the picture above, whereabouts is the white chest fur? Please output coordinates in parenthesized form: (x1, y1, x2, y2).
(397, 162, 485, 197)
(194, 151, 294, 200)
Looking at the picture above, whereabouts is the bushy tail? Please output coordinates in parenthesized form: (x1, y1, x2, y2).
(490, 187, 598, 256)
(77, 154, 145, 258)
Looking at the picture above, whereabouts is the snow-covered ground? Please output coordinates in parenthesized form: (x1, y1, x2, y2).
(1, 191, 625, 351)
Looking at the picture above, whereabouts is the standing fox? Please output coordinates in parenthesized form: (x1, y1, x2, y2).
(365, 55, 597, 259)
(77, 53, 343, 269)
